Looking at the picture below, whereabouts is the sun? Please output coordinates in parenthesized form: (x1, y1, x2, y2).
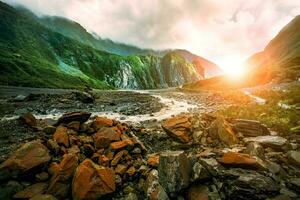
(219, 58, 246, 78)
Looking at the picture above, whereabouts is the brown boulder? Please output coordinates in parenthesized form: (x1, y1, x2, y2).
(48, 154, 78, 198)
(53, 126, 69, 147)
(232, 119, 270, 136)
(19, 112, 37, 127)
(92, 116, 114, 131)
(72, 159, 115, 200)
(57, 112, 91, 125)
(162, 115, 192, 143)
(14, 183, 48, 199)
(0, 141, 50, 179)
(218, 152, 265, 170)
(94, 127, 121, 149)
(29, 194, 57, 200)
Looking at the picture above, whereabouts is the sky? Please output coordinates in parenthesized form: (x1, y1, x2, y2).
(4, 0, 300, 71)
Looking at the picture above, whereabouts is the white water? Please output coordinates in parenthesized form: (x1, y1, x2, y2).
(1, 90, 197, 124)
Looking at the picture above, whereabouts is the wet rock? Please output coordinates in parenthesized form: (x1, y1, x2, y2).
(244, 136, 290, 151)
(144, 169, 169, 200)
(92, 116, 115, 130)
(19, 112, 37, 127)
(53, 126, 69, 147)
(221, 168, 279, 200)
(233, 119, 270, 136)
(13, 183, 48, 199)
(74, 91, 94, 103)
(158, 151, 191, 193)
(29, 194, 57, 200)
(162, 115, 192, 143)
(245, 142, 265, 159)
(57, 112, 91, 125)
(94, 127, 120, 149)
(72, 159, 115, 200)
(287, 150, 300, 166)
(218, 152, 266, 170)
(0, 140, 50, 181)
(188, 185, 221, 200)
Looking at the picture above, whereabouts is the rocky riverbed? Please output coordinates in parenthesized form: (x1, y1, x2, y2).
(0, 86, 299, 200)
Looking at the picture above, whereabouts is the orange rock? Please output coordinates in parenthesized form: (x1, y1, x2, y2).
(126, 166, 136, 176)
(53, 126, 69, 147)
(72, 159, 115, 200)
(147, 154, 159, 167)
(111, 150, 128, 166)
(19, 112, 37, 127)
(162, 115, 192, 143)
(98, 155, 110, 166)
(218, 152, 265, 170)
(14, 183, 48, 199)
(115, 164, 127, 174)
(110, 140, 134, 150)
(0, 140, 50, 175)
(92, 116, 114, 130)
(94, 127, 120, 149)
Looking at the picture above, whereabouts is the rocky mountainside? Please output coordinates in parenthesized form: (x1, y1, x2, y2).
(247, 15, 300, 82)
(0, 1, 208, 89)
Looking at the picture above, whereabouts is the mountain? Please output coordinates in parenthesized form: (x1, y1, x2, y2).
(172, 49, 223, 78)
(183, 16, 300, 91)
(246, 15, 300, 82)
(0, 1, 204, 89)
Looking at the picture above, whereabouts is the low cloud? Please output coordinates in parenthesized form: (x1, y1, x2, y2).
(4, 0, 300, 66)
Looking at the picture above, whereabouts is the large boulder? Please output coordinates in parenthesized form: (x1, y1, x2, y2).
(72, 159, 115, 200)
(158, 151, 191, 193)
(244, 136, 290, 151)
(162, 115, 192, 143)
(0, 140, 50, 180)
(221, 168, 279, 200)
(92, 116, 115, 131)
(232, 119, 270, 136)
(57, 112, 91, 125)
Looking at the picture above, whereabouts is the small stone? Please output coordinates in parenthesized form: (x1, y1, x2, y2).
(144, 170, 169, 200)
(147, 154, 159, 167)
(36, 172, 49, 181)
(190, 162, 210, 182)
(110, 139, 134, 150)
(67, 121, 81, 131)
(43, 126, 56, 135)
(29, 194, 57, 200)
(111, 150, 127, 166)
(126, 166, 136, 176)
(19, 112, 37, 127)
(245, 142, 265, 159)
(94, 127, 120, 149)
(115, 164, 127, 174)
(287, 150, 300, 166)
(92, 116, 114, 130)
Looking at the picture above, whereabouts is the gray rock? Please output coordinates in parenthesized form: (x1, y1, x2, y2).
(287, 151, 300, 166)
(199, 158, 223, 177)
(144, 170, 169, 200)
(245, 142, 265, 159)
(190, 162, 210, 182)
(13, 94, 28, 102)
(233, 119, 270, 136)
(74, 91, 94, 103)
(158, 151, 191, 193)
(188, 185, 221, 200)
(221, 168, 280, 200)
(244, 136, 290, 151)
(289, 178, 300, 193)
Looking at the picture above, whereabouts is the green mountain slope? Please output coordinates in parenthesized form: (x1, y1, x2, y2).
(0, 1, 200, 89)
